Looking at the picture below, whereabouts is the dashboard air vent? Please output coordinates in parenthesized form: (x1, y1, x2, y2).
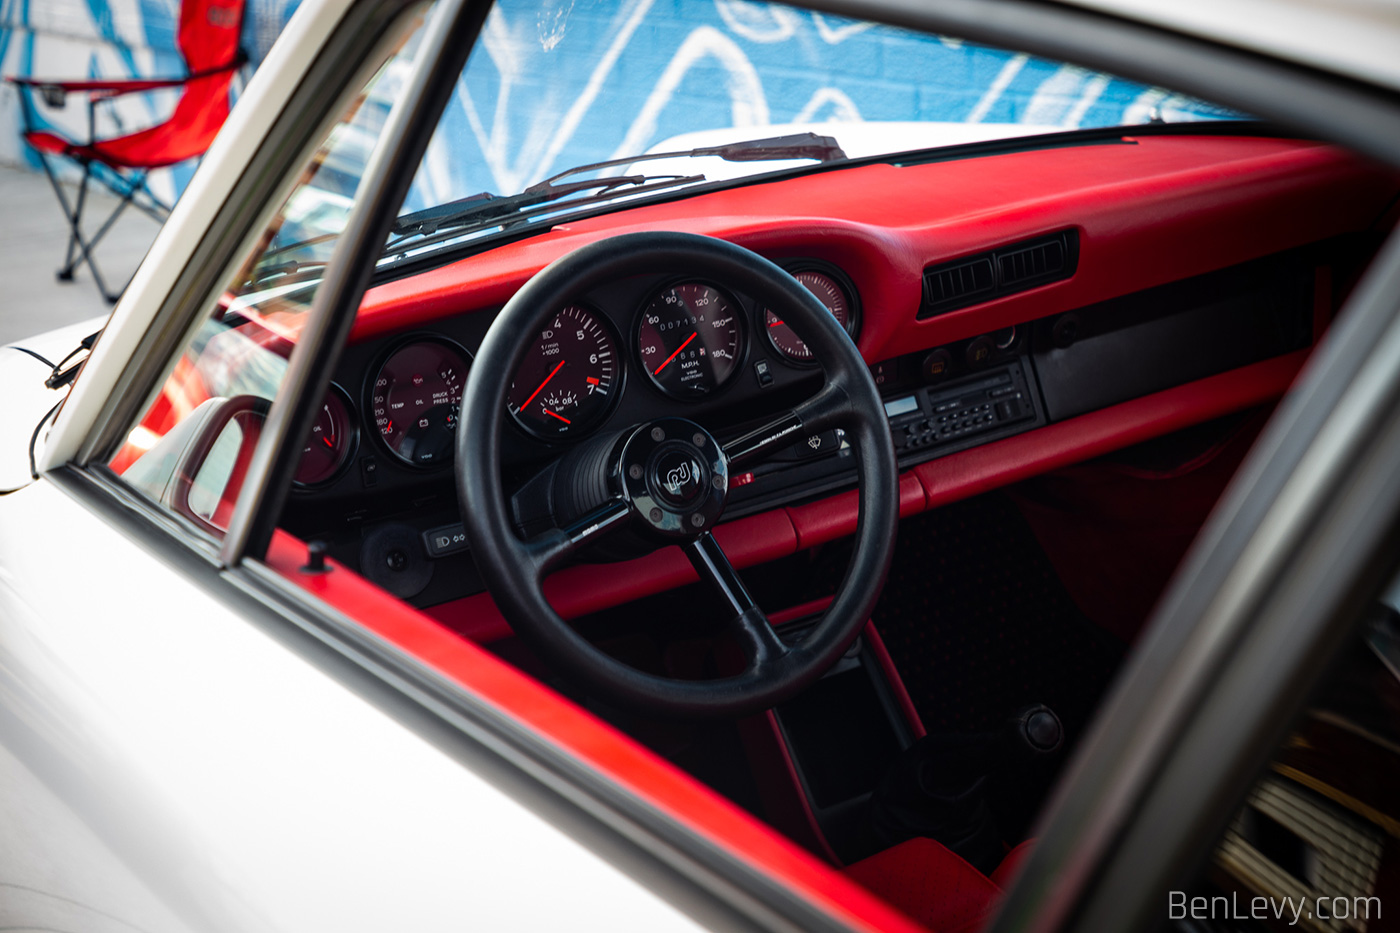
(999, 235, 1068, 288)
(920, 230, 1078, 319)
(925, 257, 995, 309)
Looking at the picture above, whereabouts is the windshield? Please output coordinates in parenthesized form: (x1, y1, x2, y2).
(414, 0, 1238, 202)
(244, 0, 1243, 291)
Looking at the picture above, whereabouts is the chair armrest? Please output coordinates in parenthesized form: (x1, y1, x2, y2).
(6, 75, 192, 107)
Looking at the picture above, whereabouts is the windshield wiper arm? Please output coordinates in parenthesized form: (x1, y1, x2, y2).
(390, 173, 692, 238)
(389, 132, 847, 241)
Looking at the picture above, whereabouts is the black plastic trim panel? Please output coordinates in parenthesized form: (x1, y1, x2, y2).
(919, 230, 1079, 319)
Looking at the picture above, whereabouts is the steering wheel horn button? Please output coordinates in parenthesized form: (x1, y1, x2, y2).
(620, 417, 728, 539)
(651, 447, 706, 506)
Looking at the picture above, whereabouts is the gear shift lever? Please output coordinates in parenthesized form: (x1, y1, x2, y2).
(867, 704, 1064, 874)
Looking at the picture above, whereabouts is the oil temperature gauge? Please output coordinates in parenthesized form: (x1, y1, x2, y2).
(762, 268, 855, 364)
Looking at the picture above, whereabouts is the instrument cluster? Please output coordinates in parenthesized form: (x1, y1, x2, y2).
(289, 260, 859, 488)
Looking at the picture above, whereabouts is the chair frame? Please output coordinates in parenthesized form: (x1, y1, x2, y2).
(7, 43, 245, 304)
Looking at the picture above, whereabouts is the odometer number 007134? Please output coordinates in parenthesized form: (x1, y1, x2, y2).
(637, 282, 743, 398)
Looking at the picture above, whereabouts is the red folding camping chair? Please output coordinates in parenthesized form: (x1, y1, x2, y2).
(6, 0, 247, 303)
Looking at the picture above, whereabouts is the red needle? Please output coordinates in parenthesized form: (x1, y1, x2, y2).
(768, 318, 784, 328)
(322, 436, 334, 448)
(652, 332, 696, 376)
(543, 409, 572, 424)
(520, 360, 565, 410)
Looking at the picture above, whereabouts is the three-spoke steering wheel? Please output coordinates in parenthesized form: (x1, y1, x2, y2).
(457, 231, 898, 718)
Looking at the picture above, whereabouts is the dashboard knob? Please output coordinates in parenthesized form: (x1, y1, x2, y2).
(921, 348, 953, 382)
(965, 335, 994, 367)
(1052, 313, 1081, 349)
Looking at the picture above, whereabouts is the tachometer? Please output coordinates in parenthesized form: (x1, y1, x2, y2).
(369, 338, 469, 468)
(637, 282, 743, 398)
(508, 305, 620, 438)
(763, 269, 854, 364)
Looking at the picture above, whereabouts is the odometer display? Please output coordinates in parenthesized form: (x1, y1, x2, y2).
(763, 269, 852, 363)
(370, 339, 468, 467)
(508, 305, 619, 438)
(637, 282, 743, 398)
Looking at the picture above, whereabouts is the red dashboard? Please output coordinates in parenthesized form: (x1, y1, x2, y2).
(308, 132, 1396, 642)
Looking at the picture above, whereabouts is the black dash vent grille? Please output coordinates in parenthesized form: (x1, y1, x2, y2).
(920, 230, 1078, 319)
(926, 257, 995, 308)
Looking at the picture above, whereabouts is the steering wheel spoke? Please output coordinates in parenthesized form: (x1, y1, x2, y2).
(682, 533, 787, 668)
(525, 496, 631, 577)
(722, 383, 850, 468)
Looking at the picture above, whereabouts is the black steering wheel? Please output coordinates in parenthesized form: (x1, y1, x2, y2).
(457, 231, 898, 717)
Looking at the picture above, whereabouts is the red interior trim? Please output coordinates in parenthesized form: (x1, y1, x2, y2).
(913, 350, 1304, 511)
(770, 595, 835, 627)
(429, 508, 797, 642)
(264, 529, 926, 933)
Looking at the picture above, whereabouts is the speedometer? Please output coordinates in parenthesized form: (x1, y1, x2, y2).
(368, 338, 469, 468)
(508, 305, 620, 439)
(636, 282, 743, 399)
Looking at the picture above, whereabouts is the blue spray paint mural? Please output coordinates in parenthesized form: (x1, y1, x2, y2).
(409, 0, 1238, 209)
(1, 0, 1237, 210)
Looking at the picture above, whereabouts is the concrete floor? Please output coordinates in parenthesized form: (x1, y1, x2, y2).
(0, 162, 163, 347)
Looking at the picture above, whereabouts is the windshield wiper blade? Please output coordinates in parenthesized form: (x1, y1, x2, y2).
(530, 131, 847, 189)
(389, 131, 847, 242)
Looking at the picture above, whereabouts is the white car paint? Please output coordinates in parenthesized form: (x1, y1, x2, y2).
(0, 476, 708, 932)
(0, 315, 107, 492)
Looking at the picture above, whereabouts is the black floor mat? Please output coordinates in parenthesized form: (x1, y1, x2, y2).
(871, 491, 1126, 742)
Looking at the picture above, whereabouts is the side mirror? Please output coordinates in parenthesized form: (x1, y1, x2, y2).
(123, 395, 270, 534)
(173, 395, 270, 533)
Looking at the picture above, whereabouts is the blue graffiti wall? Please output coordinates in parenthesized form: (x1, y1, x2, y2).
(410, 0, 1237, 208)
(2, 0, 1236, 210)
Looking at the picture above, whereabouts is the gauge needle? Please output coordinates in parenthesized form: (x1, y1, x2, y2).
(768, 318, 784, 328)
(520, 360, 565, 410)
(653, 332, 696, 376)
(323, 436, 335, 448)
(543, 409, 572, 424)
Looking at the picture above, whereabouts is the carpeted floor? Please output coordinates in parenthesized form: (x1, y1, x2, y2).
(870, 491, 1126, 740)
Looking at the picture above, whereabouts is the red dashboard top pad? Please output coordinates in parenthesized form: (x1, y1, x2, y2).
(353, 135, 1395, 368)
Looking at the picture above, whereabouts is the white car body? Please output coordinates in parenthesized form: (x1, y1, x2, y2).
(4, 0, 1400, 931)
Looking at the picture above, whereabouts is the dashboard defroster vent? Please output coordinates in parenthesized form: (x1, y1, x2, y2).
(920, 230, 1078, 319)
